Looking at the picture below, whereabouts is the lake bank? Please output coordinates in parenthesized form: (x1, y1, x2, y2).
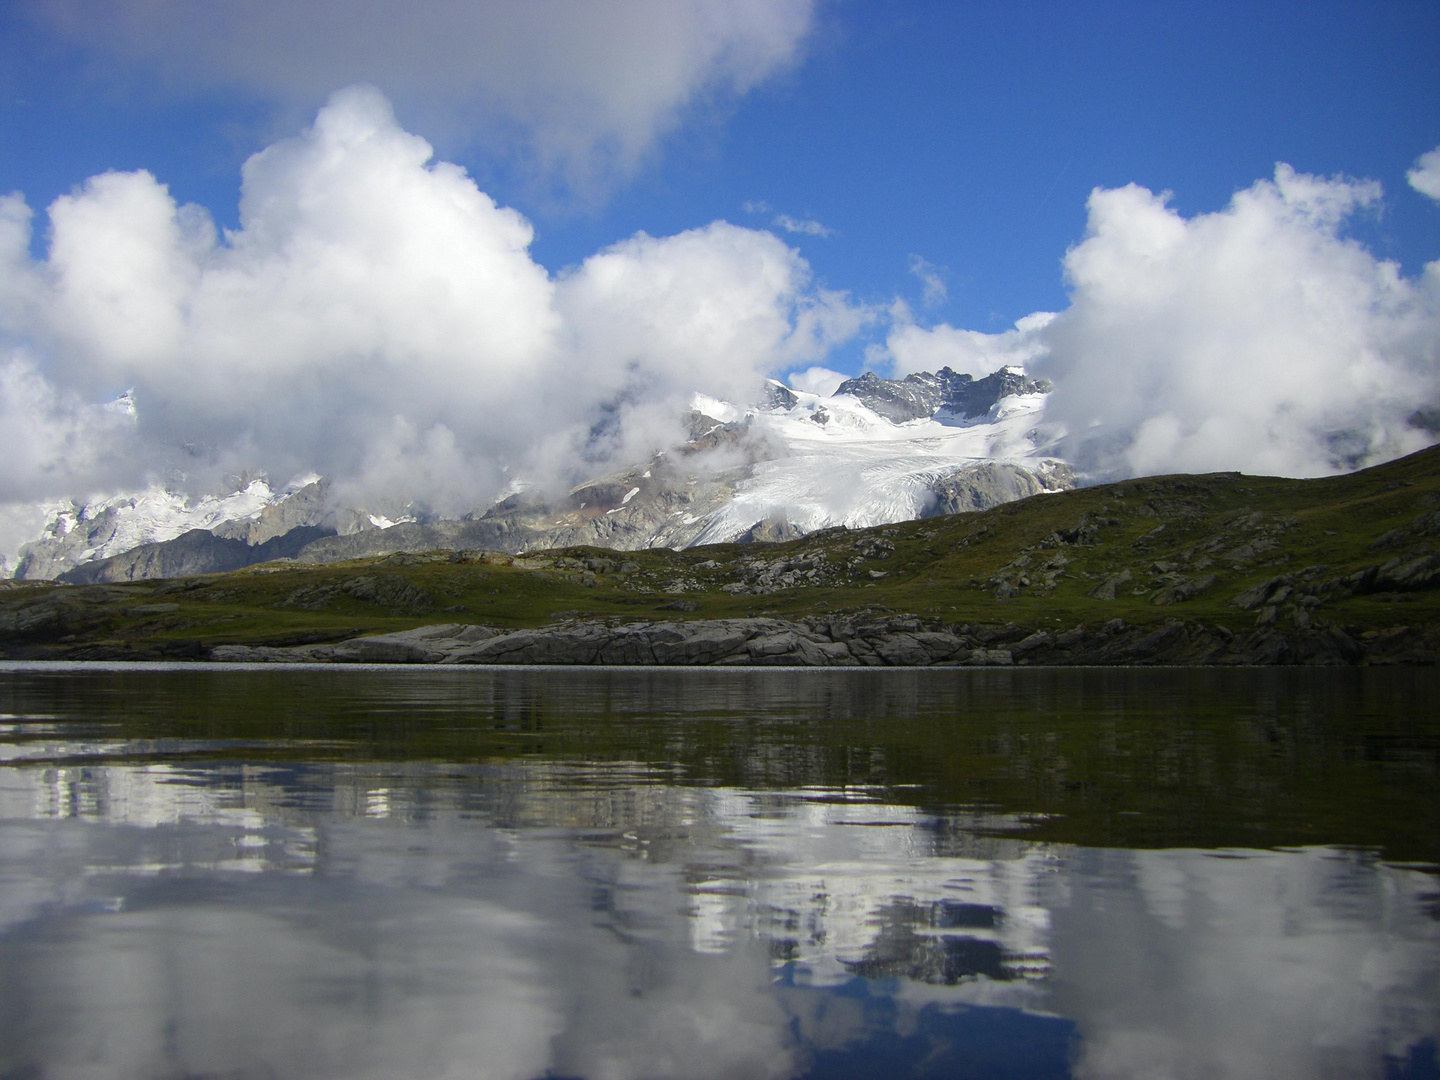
(27, 612, 1439, 666)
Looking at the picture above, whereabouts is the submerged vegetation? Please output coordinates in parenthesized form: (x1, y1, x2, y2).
(3, 446, 1439, 663)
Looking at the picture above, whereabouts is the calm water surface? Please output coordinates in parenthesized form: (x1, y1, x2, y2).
(0, 664, 1436, 1080)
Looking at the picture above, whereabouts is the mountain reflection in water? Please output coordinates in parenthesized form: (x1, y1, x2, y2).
(0, 665, 1436, 1080)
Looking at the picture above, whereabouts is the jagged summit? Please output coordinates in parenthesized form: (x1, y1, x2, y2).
(760, 380, 800, 411)
(834, 366, 1051, 424)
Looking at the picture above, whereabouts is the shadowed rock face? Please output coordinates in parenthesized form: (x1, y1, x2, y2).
(12, 505, 137, 581)
(210, 479, 333, 544)
(58, 526, 337, 585)
(834, 367, 1051, 424)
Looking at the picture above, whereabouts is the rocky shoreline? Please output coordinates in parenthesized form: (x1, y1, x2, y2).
(203, 614, 1436, 667)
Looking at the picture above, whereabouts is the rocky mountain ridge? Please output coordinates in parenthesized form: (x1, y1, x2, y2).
(11, 366, 1064, 583)
(834, 367, 1050, 424)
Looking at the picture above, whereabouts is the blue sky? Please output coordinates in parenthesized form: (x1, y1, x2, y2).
(5, 1, 1436, 340)
(565, 1, 1440, 335)
(0, 0, 1438, 518)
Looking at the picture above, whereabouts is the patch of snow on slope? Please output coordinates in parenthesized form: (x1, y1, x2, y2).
(686, 389, 1059, 544)
(367, 513, 417, 530)
(2, 479, 307, 577)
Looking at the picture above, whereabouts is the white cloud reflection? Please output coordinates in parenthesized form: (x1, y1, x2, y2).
(0, 757, 1435, 1079)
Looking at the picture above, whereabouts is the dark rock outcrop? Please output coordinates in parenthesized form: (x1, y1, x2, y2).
(205, 613, 1422, 668)
(761, 380, 800, 410)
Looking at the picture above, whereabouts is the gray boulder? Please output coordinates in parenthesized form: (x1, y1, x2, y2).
(1089, 569, 1133, 600)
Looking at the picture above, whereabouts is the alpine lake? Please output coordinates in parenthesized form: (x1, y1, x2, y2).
(0, 663, 1436, 1080)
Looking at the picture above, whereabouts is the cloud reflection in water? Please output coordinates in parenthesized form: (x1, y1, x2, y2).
(0, 737, 1435, 1078)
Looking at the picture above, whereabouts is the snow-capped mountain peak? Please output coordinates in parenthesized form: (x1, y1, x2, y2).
(4, 366, 1070, 581)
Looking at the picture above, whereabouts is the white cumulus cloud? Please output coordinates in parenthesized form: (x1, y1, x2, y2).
(884, 310, 1055, 380)
(0, 353, 139, 503)
(786, 366, 849, 397)
(1408, 146, 1440, 202)
(1037, 165, 1440, 478)
(0, 87, 863, 512)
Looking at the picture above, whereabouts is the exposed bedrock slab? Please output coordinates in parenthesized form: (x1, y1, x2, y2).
(205, 613, 1404, 667)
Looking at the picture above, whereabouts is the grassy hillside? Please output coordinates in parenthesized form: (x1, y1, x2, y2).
(3, 445, 1439, 660)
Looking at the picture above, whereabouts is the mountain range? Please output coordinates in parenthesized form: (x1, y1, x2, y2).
(6, 366, 1068, 584)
